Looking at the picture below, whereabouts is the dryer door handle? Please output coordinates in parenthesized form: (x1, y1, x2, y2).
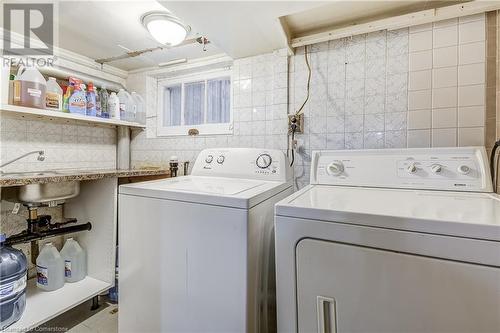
(317, 296, 337, 333)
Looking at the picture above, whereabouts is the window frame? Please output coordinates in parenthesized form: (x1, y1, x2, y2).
(157, 69, 233, 136)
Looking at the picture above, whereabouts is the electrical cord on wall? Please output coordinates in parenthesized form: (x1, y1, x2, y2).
(288, 45, 312, 167)
(491, 139, 500, 192)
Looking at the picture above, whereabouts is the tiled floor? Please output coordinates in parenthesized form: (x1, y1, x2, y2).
(32, 296, 118, 333)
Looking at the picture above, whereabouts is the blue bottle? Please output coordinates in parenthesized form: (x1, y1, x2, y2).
(0, 234, 27, 330)
(68, 84, 87, 115)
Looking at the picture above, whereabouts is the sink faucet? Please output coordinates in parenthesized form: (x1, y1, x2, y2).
(0, 150, 45, 172)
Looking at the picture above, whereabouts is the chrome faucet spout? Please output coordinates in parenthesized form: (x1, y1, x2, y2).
(0, 150, 45, 171)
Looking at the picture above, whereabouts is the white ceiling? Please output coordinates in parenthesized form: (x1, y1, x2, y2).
(56, 1, 222, 71)
(159, 1, 327, 58)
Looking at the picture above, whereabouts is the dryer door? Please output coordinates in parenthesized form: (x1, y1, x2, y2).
(296, 238, 500, 333)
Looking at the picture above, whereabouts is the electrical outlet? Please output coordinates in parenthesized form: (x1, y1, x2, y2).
(288, 114, 304, 134)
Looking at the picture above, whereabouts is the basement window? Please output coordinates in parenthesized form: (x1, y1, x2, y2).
(157, 69, 232, 136)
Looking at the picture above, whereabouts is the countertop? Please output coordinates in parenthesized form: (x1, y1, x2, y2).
(0, 169, 170, 187)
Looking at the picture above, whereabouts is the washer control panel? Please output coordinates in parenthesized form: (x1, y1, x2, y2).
(311, 147, 492, 192)
(192, 148, 292, 182)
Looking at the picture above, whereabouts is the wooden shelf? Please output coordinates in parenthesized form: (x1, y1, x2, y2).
(0, 104, 145, 128)
(4, 277, 112, 332)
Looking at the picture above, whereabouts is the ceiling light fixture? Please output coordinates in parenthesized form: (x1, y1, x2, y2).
(141, 11, 190, 46)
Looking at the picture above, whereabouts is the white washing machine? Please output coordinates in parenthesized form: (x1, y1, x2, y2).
(119, 148, 292, 333)
(275, 147, 500, 333)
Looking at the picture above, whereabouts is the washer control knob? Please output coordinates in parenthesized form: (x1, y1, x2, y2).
(458, 165, 471, 175)
(205, 155, 214, 163)
(407, 163, 418, 174)
(430, 164, 443, 174)
(327, 161, 344, 176)
(256, 153, 272, 169)
(217, 155, 225, 164)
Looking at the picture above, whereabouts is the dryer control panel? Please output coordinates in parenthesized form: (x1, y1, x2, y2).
(311, 147, 492, 192)
(191, 148, 292, 182)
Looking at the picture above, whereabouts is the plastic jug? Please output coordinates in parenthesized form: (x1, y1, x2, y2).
(36, 242, 65, 291)
(117, 89, 129, 120)
(0, 234, 27, 330)
(60, 238, 86, 283)
(12, 66, 47, 109)
(108, 92, 120, 120)
(131, 92, 145, 124)
(45, 77, 62, 111)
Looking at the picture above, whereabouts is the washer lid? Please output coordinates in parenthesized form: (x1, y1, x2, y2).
(276, 185, 500, 241)
(119, 176, 291, 209)
(155, 176, 263, 195)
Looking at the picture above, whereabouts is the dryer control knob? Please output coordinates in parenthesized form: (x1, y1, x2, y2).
(430, 164, 443, 173)
(458, 165, 471, 175)
(407, 163, 418, 174)
(327, 161, 344, 176)
(256, 154, 272, 169)
(205, 155, 214, 163)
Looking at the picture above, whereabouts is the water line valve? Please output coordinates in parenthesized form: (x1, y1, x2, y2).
(288, 114, 304, 134)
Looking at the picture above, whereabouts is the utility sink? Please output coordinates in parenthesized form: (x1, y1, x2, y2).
(18, 181, 80, 203)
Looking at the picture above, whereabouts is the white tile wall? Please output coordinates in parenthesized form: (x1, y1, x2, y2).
(407, 13, 486, 147)
(0, 116, 116, 172)
(129, 51, 289, 173)
(287, 29, 411, 187)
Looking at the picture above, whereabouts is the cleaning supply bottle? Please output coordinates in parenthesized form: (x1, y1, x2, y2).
(100, 86, 109, 118)
(60, 238, 86, 283)
(62, 84, 73, 113)
(0, 234, 27, 330)
(108, 92, 120, 120)
(45, 77, 63, 111)
(95, 88, 102, 117)
(36, 242, 65, 291)
(12, 66, 47, 109)
(117, 89, 129, 121)
(86, 82, 97, 117)
(68, 84, 87, 115)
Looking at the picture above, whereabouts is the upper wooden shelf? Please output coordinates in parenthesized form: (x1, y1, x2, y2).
(0, 104, 146, 128)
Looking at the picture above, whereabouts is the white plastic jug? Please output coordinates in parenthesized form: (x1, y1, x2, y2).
(36, 243, 65, 291)
(108, 92, 120, 120)
(13, 66, 47, 109)
(45, 77, 63, 111)
(131, 92, 144, 124)
(117, 89, 131, 121)
(60, 238, 86, 283)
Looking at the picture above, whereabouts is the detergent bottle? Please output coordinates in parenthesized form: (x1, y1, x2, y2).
(86, 82, 97, 117)
(68, 83, 87, 115)
(45, 77, 63, 111)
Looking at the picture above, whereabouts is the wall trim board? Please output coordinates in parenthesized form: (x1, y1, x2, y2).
(291, 1, 500, 48)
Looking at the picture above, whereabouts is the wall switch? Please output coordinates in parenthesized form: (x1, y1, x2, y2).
(288, 114, 304, 134)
